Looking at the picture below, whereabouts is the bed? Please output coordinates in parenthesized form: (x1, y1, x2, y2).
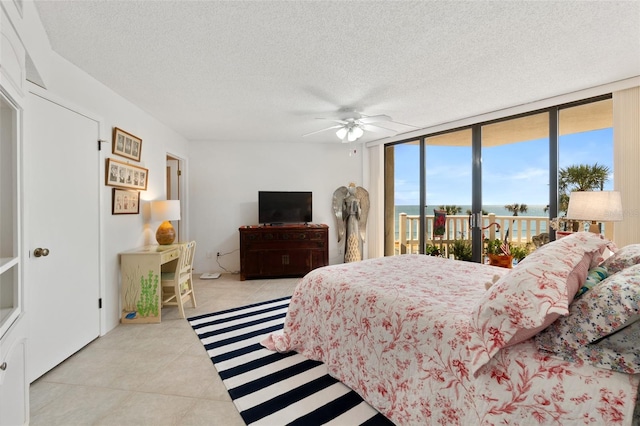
(263, 232, 640, 425)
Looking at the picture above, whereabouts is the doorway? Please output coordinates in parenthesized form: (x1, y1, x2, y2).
(166, 154, 183, 242)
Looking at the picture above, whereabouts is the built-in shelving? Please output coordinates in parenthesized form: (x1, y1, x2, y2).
(0, 92, 20, 340)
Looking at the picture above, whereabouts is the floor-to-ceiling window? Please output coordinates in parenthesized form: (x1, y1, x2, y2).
(481, 112, 550, 248)
(424, 129, 473, 257)
(384, 95, 613, 261)
(385, 140, 420, 255)
(558, 98, 614, 236)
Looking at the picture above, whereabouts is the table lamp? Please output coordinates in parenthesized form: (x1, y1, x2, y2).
(150, 200, 181, 245)
(566, 191, 623, 233)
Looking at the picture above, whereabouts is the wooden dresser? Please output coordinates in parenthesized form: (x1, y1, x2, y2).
(239, 224, 329, 280)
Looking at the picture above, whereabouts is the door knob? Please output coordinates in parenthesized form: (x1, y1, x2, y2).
(33, 248, 50, 257)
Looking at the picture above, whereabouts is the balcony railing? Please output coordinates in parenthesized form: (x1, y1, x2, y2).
(396, 213, 550, 256)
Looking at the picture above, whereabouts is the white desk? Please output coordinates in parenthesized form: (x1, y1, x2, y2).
(119, 245, 180, 323)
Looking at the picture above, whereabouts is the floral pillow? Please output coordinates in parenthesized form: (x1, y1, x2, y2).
(468, 232, 612, 376)
(536, 263, 640, 356)
(575, 265, 608, 297)
(599, 244, 640, 274)
(538, 320, 640, 374)
(575, 321, 640, 374)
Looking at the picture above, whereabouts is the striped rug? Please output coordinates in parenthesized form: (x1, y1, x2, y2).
(188, 296, 394, 426)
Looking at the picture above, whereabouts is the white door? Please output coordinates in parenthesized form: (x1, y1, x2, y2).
(25, 92, 100, 382)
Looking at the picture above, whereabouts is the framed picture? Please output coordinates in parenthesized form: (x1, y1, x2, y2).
(105, 158, 149, 190)
(112, 188, 140, 215)
(112, 127, 142, 162)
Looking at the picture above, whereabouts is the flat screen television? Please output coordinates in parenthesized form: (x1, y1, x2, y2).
(259, 191, 312, 225)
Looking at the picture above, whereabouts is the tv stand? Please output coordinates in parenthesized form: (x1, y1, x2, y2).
(239, 224, 329, 280)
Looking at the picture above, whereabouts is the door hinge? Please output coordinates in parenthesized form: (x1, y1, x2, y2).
(98, 298, 102, 309)
(98, 139, 107, 151)
(469, 212, 482, 228)
(177, 169, 182, 176)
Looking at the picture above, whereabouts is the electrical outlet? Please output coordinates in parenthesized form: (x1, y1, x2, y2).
(217, 252, 221, 258)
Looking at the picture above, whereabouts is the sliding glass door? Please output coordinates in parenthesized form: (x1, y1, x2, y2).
(384, 95, 613, 263)
(481, 112, 550, 259)
(424, 129, 473, 258)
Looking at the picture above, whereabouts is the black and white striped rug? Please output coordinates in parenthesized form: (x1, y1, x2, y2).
(188, 296, 394, 426)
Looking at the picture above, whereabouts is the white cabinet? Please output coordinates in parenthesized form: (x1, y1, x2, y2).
(0, 86, 21, 341)
(0, 3, 27, 422)
(0, 90, 27, 426)
(0, 321, 28, 426)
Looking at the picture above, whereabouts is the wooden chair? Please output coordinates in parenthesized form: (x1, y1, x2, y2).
(161, 241, 197, 318)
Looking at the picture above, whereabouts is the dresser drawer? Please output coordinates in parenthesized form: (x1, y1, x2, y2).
(160, 248, 180, 264)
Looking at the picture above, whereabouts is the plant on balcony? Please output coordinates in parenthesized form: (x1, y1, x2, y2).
(510, 244, 531, 263)
(485, 238, 513, 268)
(425, 244, 441, 256)
(451, 240, 472, 261)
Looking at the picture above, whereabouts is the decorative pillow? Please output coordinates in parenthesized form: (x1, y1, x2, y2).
(468, 232, 612, 376)
(536, 263, 640, 356)
(599, 244, 640, 274)
(537, 320, 640, 374)
(575, 321, 640, 374)
(575, 265, 608, 297)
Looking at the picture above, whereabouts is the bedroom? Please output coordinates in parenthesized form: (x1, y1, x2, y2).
(1, 1, 639, 424)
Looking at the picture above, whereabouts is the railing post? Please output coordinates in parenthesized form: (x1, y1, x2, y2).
(488, 213, 497, 240)
(399, 212, 407, 254)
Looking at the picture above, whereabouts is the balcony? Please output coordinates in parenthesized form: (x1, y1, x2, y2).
(395, 212, 550, 258)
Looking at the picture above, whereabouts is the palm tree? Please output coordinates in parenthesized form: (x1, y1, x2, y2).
(504, 203, 528, 216)
(438, 205, 462, 215)
(558, 163, 610, 213)
(466, 208, 489, 215)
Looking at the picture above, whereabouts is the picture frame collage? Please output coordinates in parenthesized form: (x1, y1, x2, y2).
(106, 128, 147, 214)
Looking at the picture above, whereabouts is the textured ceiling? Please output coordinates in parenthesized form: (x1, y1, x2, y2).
(34, 1, 640, 145)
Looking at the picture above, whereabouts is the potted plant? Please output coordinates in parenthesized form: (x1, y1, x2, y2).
(425, 244, 441, 256)
(451, 239, 472, 261)
(485, 238, 513, 268)
(510, 244, 531, 264)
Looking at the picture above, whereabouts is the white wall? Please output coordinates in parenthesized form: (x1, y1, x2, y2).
(41, 53, 190, 333)
(189, 141, 365, 273)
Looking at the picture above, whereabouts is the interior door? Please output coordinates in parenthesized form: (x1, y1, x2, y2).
(25, 92, 100, 382)
(166, 156, 181, 241)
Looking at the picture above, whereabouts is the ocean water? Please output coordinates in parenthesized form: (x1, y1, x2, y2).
(396, 204, 549, 218)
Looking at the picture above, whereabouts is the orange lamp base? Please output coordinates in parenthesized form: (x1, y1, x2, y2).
(156, 221, 176, 245)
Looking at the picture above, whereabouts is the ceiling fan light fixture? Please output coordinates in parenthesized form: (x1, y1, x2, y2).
(353, 126, 364, 139)
(336, 127, 348, 140)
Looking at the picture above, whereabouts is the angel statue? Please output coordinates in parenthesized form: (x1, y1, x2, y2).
(333, 183, 370, 263)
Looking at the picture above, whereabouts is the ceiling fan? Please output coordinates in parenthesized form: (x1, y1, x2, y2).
(303, 113, 418, 143)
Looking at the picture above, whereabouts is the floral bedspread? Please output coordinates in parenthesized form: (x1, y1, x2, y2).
(263, 255, 640, 425)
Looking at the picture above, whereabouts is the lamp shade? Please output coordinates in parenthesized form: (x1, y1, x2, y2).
(150, 200, 181, 222)
(566, 191, 623, 222)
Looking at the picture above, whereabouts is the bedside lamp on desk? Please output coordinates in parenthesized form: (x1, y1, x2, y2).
(151, 200, 181, 245)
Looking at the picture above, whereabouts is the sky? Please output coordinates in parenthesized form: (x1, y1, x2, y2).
(394, 128, 614, 206)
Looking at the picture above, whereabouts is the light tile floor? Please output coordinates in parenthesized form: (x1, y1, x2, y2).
(29, 273, 301, 426)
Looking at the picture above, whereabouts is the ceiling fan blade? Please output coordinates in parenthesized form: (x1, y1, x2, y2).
(317, 118, 349, 125)
(362, 124, 397, 134)
(302, 125, 343, 137)
(358, 114, 392, 124)
(388, 119, 421, 129)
